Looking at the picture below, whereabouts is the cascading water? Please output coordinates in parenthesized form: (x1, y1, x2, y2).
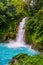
(7, 17, 27, 48)
(16, 17, 26, 43)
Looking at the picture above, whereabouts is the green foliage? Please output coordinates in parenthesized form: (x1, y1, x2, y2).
(25, 7, 43, 51)
(26, 0, 43, 16)
(0, 0, 26, 41)
(9, 53, 43, 65)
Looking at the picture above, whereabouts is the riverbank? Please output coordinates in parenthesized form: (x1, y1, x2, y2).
(8, 53, 43, 65)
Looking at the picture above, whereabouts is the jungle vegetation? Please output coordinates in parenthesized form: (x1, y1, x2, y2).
(0, 0, 43, 52)
(9, 53, 43, 65)
(25, 0, 43, 52)
(0, 0, 26, 41)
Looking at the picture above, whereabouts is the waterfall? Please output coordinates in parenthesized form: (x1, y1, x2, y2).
(16, 17, 27, 43)
(7, 17, 27, 48)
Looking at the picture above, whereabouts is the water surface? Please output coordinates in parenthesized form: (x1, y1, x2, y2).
(0, 43, 39, 65)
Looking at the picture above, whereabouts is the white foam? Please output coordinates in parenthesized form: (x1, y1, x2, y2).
(7, 17, 28, 48)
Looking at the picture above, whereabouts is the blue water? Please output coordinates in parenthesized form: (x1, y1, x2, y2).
(0, 43, 39, 65)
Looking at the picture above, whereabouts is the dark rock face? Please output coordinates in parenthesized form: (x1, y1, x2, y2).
(0, 32, 15, 43)
(0, 33, 8, 43)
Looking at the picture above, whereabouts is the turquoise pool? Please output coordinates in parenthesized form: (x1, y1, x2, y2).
(0, 43, 39, 65)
